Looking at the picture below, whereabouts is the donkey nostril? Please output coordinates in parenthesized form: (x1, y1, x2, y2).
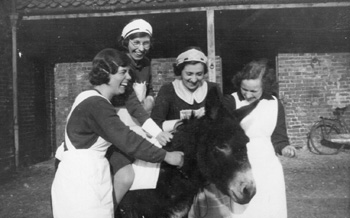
(242, 183, 256, 201)
(243, 187, 249, 195)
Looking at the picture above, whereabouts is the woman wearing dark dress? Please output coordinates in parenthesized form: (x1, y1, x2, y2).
(107, 19, 173, 208)
(151, 47, 222, 131)
(51, 48, 183, 218)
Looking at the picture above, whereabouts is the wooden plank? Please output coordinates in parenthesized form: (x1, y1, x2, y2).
(206, 9, 216, 83)
(23, 2, 350, 20)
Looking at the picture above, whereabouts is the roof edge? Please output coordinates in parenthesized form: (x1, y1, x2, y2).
(18, 1, 350, 20)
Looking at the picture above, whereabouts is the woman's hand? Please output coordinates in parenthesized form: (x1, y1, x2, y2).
(164, 151, 184, 167)
(156, 131, 173, 146)
(282, 145, 296, 158)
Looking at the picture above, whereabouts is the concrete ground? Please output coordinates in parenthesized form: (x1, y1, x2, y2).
(280, 148, 350, 218)
(0, 148, 349, 218)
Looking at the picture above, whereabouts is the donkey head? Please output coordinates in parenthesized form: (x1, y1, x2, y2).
(196, 88, 257, 204)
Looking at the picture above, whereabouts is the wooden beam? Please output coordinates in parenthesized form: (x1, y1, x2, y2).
(207, 9, 216, 83)
(22, 2, 350, 20)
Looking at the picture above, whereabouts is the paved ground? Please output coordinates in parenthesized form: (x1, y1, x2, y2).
(280, 148, 350, 218)
(0, 148, 349, 218)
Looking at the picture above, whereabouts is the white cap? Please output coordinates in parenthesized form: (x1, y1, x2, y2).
(176, 48, 208, 66)
(121, 19, 153, 39)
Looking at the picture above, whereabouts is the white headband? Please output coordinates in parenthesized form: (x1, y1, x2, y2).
(121, 19, 153, 39)
(176, 49, 208, 66)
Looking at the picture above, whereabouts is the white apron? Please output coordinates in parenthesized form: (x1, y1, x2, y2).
(52, 90, 114, 218)
(230, 93, 287, 218)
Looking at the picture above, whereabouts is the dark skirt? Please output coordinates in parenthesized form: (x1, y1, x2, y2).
(106, 146, 135, 175)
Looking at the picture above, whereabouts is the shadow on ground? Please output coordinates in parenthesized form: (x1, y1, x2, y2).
(0, 148, 349, 218)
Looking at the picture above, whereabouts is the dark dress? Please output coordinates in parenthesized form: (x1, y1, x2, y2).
(151, 80, 222, 129)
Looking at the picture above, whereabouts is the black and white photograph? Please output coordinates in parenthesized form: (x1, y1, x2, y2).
(0, 0, 349, 217)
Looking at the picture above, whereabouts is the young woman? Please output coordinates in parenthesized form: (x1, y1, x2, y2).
(225, 59, 295, 218)
(190, 59, 296, 218)
(151, 47, 222, 131)
(107, 19, 173, 208)
(51, 48, 183, 218)
(112, 18, 156, 113)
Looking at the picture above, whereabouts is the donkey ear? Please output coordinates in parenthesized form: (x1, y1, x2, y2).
(233, 100, 259, 122)
(222, 95, 259, 122)
(204, 86, 223, 120)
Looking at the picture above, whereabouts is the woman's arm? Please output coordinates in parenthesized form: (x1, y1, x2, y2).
(271, 99, 291, 155)
(90, 97, 166, 163)
(151, 84, 172, 128)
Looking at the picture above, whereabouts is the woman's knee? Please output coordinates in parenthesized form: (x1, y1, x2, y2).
(114, 165, 135, 186)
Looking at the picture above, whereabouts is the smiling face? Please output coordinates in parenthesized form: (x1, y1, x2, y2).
(240, 78, 263, 104)
(127, 35, 151, 61)
(181, 63, 205, 92)
(108, 66, 131, 96)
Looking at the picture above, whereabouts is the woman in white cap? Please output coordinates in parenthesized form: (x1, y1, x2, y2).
(112, 18, 155, 113)
(107, 19, 173, 211)
(51, 48, 183, 218)
(151, 47, 222, 131)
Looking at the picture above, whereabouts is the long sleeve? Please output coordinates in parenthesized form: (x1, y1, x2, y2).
(67, 96, 166, 163)
(151, 84, 173, 128)
(271, 100, 290, 155)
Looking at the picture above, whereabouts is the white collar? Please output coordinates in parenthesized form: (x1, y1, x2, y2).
(172, 79, 208, 104)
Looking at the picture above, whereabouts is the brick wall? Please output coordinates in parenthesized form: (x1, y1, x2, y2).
(277, 53, 350, 148)
(45, 64, 57, 159)
(54, 63, 93, 147)
(54, 57, 222, 146)
(0, 2, 15, 174)
(17, 59, 37, 165)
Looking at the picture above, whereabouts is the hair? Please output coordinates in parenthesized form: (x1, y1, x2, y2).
(117, 32, 153, 52)
(89, 48, 131, 86)
(232, 59, 277, 95)
(173, 46, 208, 76)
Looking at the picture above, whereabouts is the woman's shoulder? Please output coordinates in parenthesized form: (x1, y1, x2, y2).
(159, 82, 175, 91)
(79, 95, 111, 110)
(157, 82, 176, 97)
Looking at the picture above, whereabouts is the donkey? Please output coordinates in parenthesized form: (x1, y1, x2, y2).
(117, 88, 257, 218)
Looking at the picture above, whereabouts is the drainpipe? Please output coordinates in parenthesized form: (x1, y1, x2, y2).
(10, 0, 19, 169)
